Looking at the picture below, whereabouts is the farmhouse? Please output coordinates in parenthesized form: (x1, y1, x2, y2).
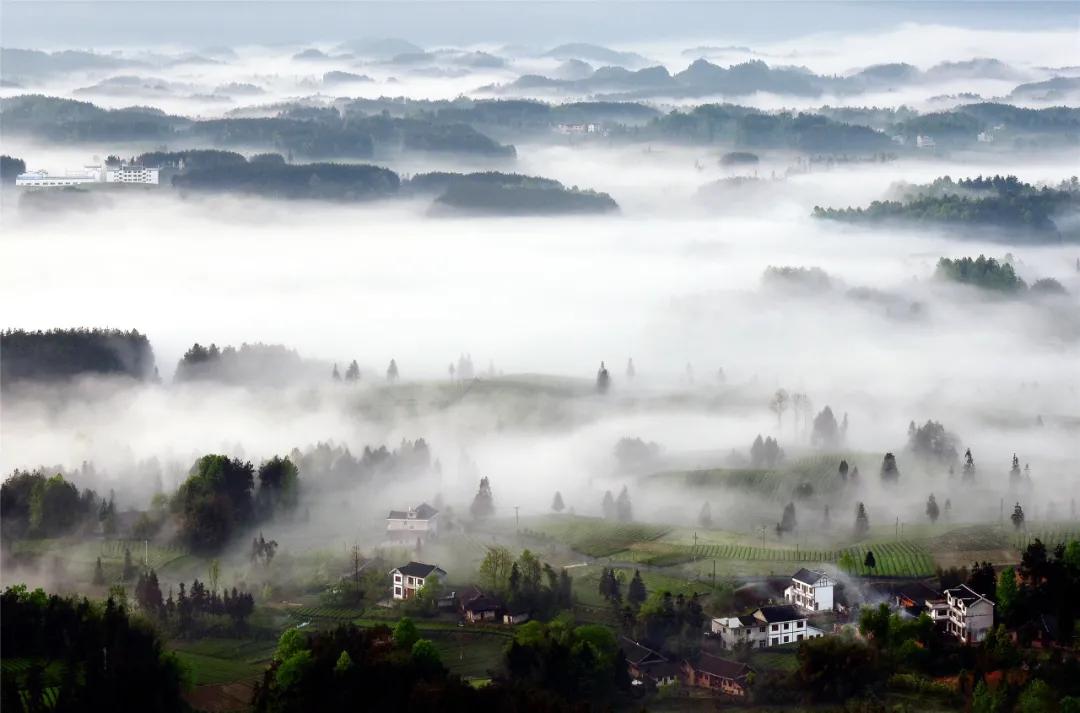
(621, 638, 680, 688)
(386, 502, 439, 544)
(784, 568, 835, 612)
(712, 604, 825, 648)
(944, 584, 995, 644)
(681, 653, 752, 697)
(389, 561, 446, 601)
(894, 581, 949, 623)
(463, 594, 502, 623)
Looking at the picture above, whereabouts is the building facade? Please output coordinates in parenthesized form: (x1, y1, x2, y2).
(784, 568, 835, 612)
(389, 561, 446, 600)
(386, 503, 439, 543)
(712, 604, 825, 649)
(106, 165, 160, 184)
(15, 170, 100, 187)
(945, 584, 995, 644)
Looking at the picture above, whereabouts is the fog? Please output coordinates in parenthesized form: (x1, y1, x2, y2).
(2, 11, 1079, 571)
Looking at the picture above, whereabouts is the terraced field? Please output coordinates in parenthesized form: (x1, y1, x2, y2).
(1017, 526, 1080, 550)
(288, 605, 366, 622)
(527, 516, 670, 557)
(835, 542, 936, 577)
(169, 638, 276, 686)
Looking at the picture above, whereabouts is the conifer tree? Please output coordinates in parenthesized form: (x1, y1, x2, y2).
(926, 493, 940, 523)
(855, 502, 870, 537)
(551, 491, 565, 513)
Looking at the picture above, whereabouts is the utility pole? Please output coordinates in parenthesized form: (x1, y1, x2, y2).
(514, 506, 520, 529)
(144, 539, 148, 567)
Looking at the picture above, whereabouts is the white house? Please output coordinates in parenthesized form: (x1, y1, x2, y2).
(389, 561, 446, 600)
(944, 584, 994, 644)
(386, 502, 439, 543)
(785, 568, 835, 613)
(916, 134, 937, 149)
(712, 604, 825, 649)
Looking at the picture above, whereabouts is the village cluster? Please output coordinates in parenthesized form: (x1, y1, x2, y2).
(382, 501, 996, 698)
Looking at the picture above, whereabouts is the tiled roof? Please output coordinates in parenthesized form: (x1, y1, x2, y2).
(792, 568, 827, 585)
(689, 652, 751, 680)
(755, 604, 803, 623)
(392, 561, 445, 578)
(620, 637, 666, 666)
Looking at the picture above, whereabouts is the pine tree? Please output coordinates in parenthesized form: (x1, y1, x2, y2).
(551, 491, 565, 513)
(926, 494, 940, 523)
(470, 477, 495, 520)
(962, 448, 976, 481)
(602, 490, 616, 520)
(122, 547, 135, 581)
(628, 569, 647, 608)
(864, 550, 876, 570)
(345, 360, 360, 382)
(386, 359, 399, 382)
(838, 459, 849, 481)
(626, 358, 635, 380)
(855, 502, 870, 538)
(880, 452, 900, 484)
(596, 361, 610, 393)
(698, 501, 712, 528)
(1008, 453, 1022, 486)
(1010, 503, 1025, 530)
(615, 486, 633, 522)
(780, 502, 797, 533)
(332, 363, 341, 381)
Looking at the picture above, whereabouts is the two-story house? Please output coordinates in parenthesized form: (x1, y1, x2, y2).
(784, 568, 835, 612)
(945, 584, 994, 644)
(712, 604, 825, 649)
(389, 561, 447, 600)
(386, 503, 439, 544)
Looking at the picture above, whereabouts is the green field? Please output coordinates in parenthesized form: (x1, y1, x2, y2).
(524, 516, 670, 557)
(169, 638, 276, 686)
(429, 633, 507, 679)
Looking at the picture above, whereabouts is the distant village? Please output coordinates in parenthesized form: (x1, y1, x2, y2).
(15, 157, 162, 188)
(382, 500, 999, 699)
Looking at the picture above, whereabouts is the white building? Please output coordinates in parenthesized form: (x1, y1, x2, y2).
(15, 169, 100, 188)
(386, 502, 439, 543)
(389, 561, 447, 600)
(916, 135, 937, 149)
(712, 604, 825, 649)
(944, 584, 994, 644)
(106, 164, 160, 184)
(785, 568, 835, 613)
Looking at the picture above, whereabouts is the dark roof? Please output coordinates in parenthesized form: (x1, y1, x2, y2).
(640, 660, 681, 680)
(738, 615, 758, 627)
(945, 584, 987, 603)
(792, 568, 827, 585)
(463, 595, 502, 613)
(387, 502, 439, 520)
(688, 653, 751, 680)
(755, 604, 803, 623)
(393, 561, 444, 578)
(896, 581, 943, 604)
(620, 637, 667, 666)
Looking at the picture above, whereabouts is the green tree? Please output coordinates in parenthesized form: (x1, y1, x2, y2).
(996, 567, 1018, 623)
(552, 491, 565, 512)
(393, 617, 419, 651)
(333, 650, 353, 675)
(864, 550, 876, 570)
(1011, 503, 1025, 530)
(274, 627, 306, 662)
(972, 680, 1007, 713)
(410, 639, 442, 671)
(478, 545, 513, 591)
(926, 493, 940, 523)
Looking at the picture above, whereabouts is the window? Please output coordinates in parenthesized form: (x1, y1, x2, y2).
(783, 636, 789, 643)
(783, 623, 790, 630)
(797, 620, 804, 628)
(797, 634, 804, 641)
(771, 624, 778, 631)
(759, 641, 766, 649)
(759, 627, 765, 633)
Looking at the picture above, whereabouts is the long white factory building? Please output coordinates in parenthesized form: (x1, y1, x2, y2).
(16, 162, 160, 187)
